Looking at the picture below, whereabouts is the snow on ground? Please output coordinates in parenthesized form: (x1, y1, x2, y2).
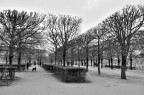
(0, 64, 144, 95)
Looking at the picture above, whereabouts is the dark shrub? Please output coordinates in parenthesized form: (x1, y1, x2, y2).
(42, 64, 87, 82)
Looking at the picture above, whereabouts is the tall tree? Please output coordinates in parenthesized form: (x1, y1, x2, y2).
(103, 5, 144, 79)
(80, 31, 93, 71)
(44, 14, 60, 65)
(0, 9, 45, 66)
(57, 15, 82, 67)
(92, 23, 107, 74)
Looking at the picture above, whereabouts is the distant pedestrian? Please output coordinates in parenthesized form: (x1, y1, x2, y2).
(67, 61, 69, 66)
(27, 62, 29, 70)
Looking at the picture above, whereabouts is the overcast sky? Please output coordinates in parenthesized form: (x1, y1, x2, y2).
(0, 0, 143, 33)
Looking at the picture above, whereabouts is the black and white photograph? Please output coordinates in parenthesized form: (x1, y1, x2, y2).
(0, 0, 144, 95)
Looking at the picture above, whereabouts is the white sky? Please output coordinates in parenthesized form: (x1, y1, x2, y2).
(0, 0, 143, 33)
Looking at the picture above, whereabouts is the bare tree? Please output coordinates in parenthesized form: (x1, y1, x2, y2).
(0, 9, 45, 67)
(80, 30, 94, 71)
(67, 38, 80, 67)
(92, 23, 107, 74)
(103, 5, 144, 79)
(57, 15, 82, 67)
(44, 14, 60, 65)
(111, 40, 121, 68)
(35, 49, 46, 65)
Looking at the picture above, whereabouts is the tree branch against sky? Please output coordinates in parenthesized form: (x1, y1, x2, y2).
(103, 5, 144, 79)
(44, 14, 82, 66)
(0, 0, 143, 33)
(80, 30, 93, 71)
(44, 14, 60, 65)
(92, 23, 107, 74)
(0, 9, 45, 66)
(57, 15, 82, 67)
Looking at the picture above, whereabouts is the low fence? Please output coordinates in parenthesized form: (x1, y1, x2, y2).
(42, 64, 87, 82)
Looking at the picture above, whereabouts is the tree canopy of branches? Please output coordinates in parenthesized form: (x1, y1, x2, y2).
(57, 15, 82, 66)
(45, 14, 82, 66)
(91, 23, 107, 74)
(102, 5, 144, 79)
(0, 9, 45, 66)
(81, 30, 94, 71)
(44, 14, 60, 65)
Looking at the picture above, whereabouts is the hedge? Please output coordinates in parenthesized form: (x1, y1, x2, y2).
(42, 64, 87, 82)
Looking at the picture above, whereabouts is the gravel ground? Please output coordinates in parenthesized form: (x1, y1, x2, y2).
(0, 64, 144, 95)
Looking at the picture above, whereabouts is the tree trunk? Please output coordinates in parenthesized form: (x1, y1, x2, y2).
(63, 53, 66, 67)
(82, 60, 84, 66)
(101, 58, 103, 68)
(86, 47, 89, 71)
(111, 57, 113, 69)
(78, 49, 81, 67)
(96, 59, 98, 66)
(28, 56, 31, 64)
(61, 60, 62, 65)
(91, 59, 93, 66)
(39, 56, 42, 65)
(5, 52, 8, 65)
(98, 56, 101, 74)
(71, 59, 74, 67)
(71, 48, 74, 67)
(63, 46, 66, 67)
(121, 55, 127, 79)
(17, 51, 22, 71)
(98, 39, 100, 74)
(54, 51, 57, 65)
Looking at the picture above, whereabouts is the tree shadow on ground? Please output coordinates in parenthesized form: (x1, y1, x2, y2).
(0, 76, 21, 86)
(50, 73, 92, 84)
(43, 68, 92, 83)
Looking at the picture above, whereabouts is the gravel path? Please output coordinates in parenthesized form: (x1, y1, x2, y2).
(0, 65, 144, 95)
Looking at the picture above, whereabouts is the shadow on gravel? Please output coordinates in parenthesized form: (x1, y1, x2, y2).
(50, 73, 92, 84)
(42, 68, 92, 83)
(0, 76, 21, 86)
(97, 73, 120, 79)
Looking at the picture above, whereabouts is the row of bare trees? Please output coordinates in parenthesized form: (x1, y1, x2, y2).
(0, 5, 142, 79)
(91, 5, 144, 79)
(85, 5, 144, 79)
(48, 5, 144, 79)
(44, 14, 82, 67)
